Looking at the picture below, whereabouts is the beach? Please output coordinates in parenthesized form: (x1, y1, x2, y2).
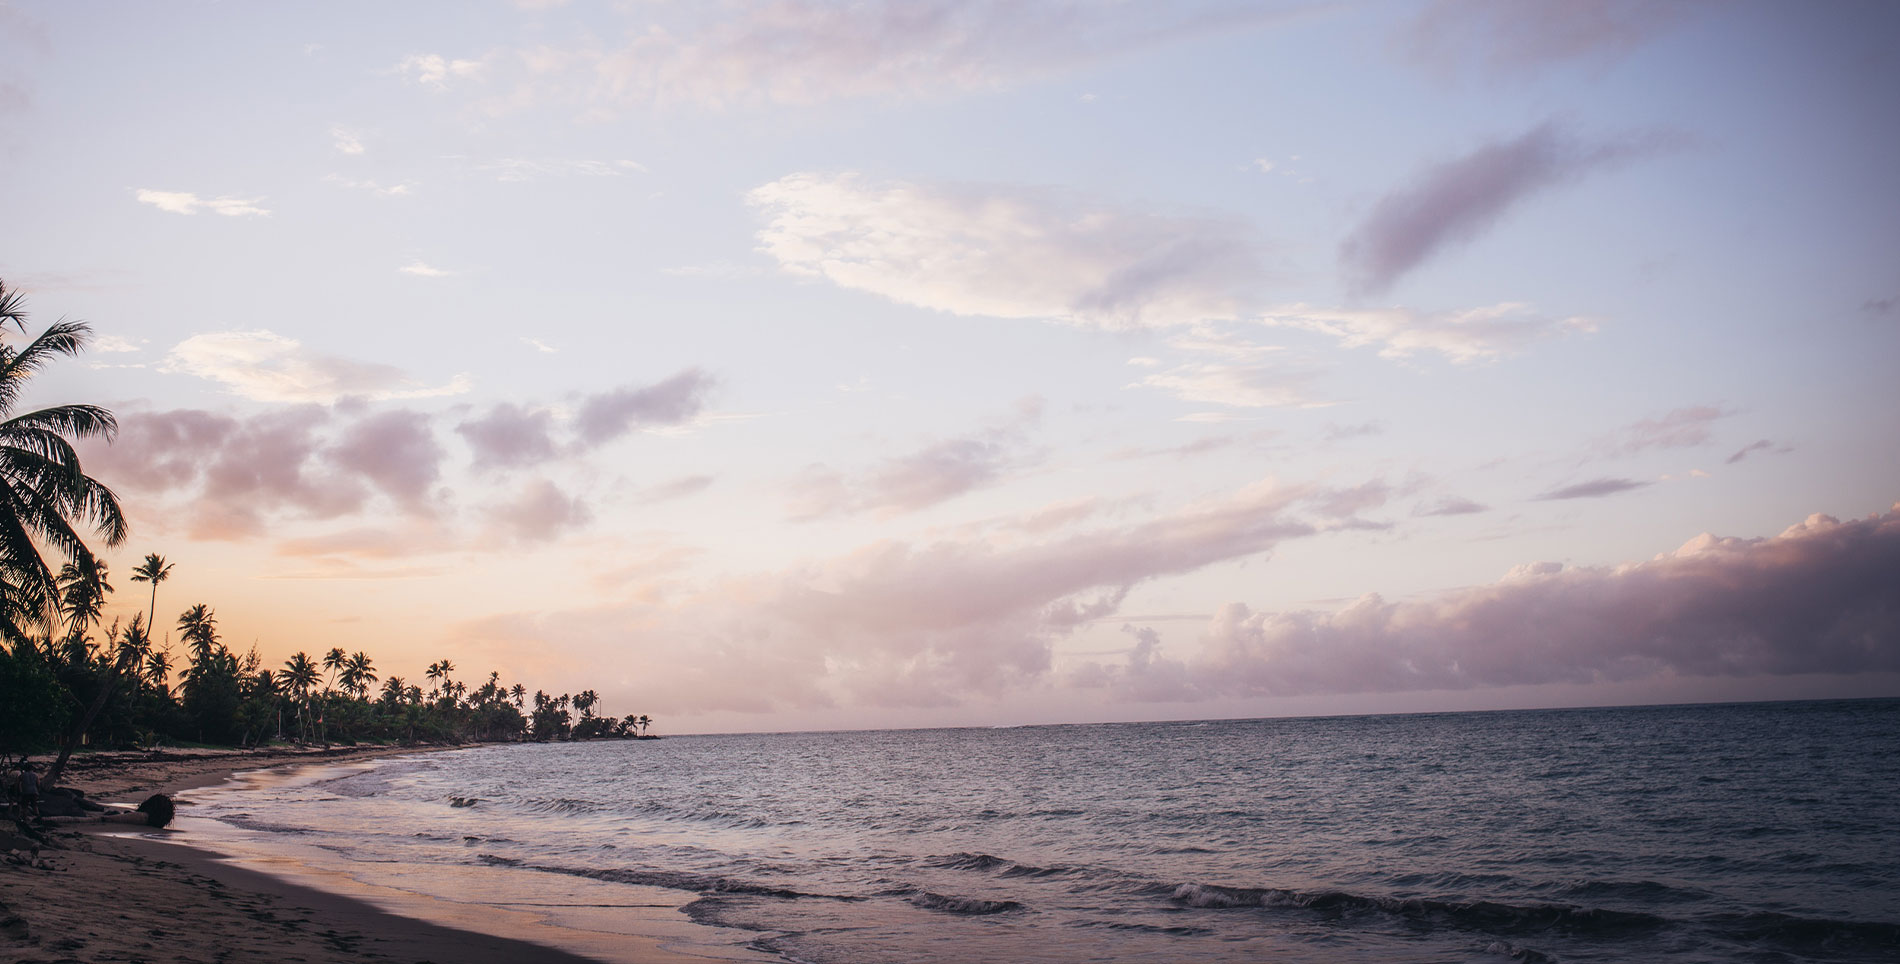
(0, 747, 667, 964)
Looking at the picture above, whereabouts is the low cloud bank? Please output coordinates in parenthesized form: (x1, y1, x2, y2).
(1087, 505, 1900, 701)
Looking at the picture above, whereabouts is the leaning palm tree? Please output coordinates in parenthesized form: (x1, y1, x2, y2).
(0, 280, 127, 645)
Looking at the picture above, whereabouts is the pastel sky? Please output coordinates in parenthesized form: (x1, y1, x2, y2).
(3, 0, 1896, 732)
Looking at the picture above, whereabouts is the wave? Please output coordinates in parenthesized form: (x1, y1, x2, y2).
(1163, 880, 1900, 954)
(474, 855, 856, 901)
(907, 892, 1025, 916)
(1164, 882, 1671, 939)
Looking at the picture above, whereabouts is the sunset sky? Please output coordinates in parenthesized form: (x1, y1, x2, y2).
(3, 0, 1896, 732)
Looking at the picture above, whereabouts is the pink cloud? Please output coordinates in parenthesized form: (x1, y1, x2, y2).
(83, 406, 446, 539)
(786, 402, 1043, 520)
(1091, 504, 1900, 700)
(452, 479, 1318, 714)
(486, 478, 591, 543)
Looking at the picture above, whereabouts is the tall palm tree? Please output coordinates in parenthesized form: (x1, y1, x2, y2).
(0, 280, 127, 645)
(128, 553, 173, 637)
(510, 683, 526, 708)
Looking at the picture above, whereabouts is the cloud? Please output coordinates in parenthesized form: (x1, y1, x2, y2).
(399, 260, 454, 277)
(749, 173, 1260, 329)
(457, 403, 559, 471)
(521, 338, 558, 353)
(330, 410, 445, 508)
(1085, 504, 1900, 700)
(1414, 496, 1488, 517)
(787, 403, 1043, 520)
(551, 1, 1294, 111)
(1261, 301, 1594, 363)
(480, 158, 646, 181)
(1610, 405, 1727, 454)
(1339, 123, 1678, 293)
(1323, 421, 1384, 441)
(86, 406, 458, 540)
(1134, 362, 1326, 409)
(1537, 477, 1650, 501)
(135, 189, 271, 217)
(330, 126, 365, 155)
(1861, 296, 1894, 317)
(1402, 0, 1702, 79)
(92, 335, 144, 353)
(574, 368, 716, 447)
(636, 475, 714, 504)
(325, 175, 413, 197)
(486, 479, 591, 543)
(1726, 439, 1789, 465)
(161, 330, 473, 404)
(396, 52, 486, 90)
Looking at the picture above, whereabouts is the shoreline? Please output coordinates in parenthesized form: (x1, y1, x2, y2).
(2, 745, 718, 964)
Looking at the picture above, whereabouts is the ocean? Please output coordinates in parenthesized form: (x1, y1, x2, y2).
(176, 700, 1900, 963)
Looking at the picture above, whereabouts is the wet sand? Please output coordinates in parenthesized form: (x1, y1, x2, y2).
(0, 747, 707, 963)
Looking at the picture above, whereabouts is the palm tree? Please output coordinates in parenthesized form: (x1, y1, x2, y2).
(128, 553, 174, 637)
(144, 647, 172, 694)
(343, 650, 377, 699)
(510, 683, 526, 708)
(55, 557, 111, 653)
(282, 651, 320, 742)
(177, 604, 218, 667)
(321, 646, 347, 695)
(0, 280, 127, 645)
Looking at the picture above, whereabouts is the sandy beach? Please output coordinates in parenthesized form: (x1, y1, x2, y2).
(0, 747, 695, 964)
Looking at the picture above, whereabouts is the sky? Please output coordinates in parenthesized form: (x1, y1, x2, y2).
(2, 0, 1896, 733)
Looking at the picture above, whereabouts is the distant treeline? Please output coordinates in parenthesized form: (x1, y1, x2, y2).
(1, 571, 653, 765)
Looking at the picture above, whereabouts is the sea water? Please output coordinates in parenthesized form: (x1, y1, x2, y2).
(178, 700, 1900, 963)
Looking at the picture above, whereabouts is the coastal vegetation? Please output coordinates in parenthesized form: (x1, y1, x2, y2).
(0, 279, 649, 767)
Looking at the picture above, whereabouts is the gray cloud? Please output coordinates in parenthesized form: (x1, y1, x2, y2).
(1537, 477, 1650, 501)
(1340, 122, 1678, 294)
(1088, 504, 1900, 700)
(1414, 496, 1488, 517)
(457, 402, 558, 470)
(1402, 0, 1702, 79)
(1726, 439, 1790, 465)
(574, 369, 715, 447)
(330, 410, 445, 509)
(1611, 405, 1727, 454)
